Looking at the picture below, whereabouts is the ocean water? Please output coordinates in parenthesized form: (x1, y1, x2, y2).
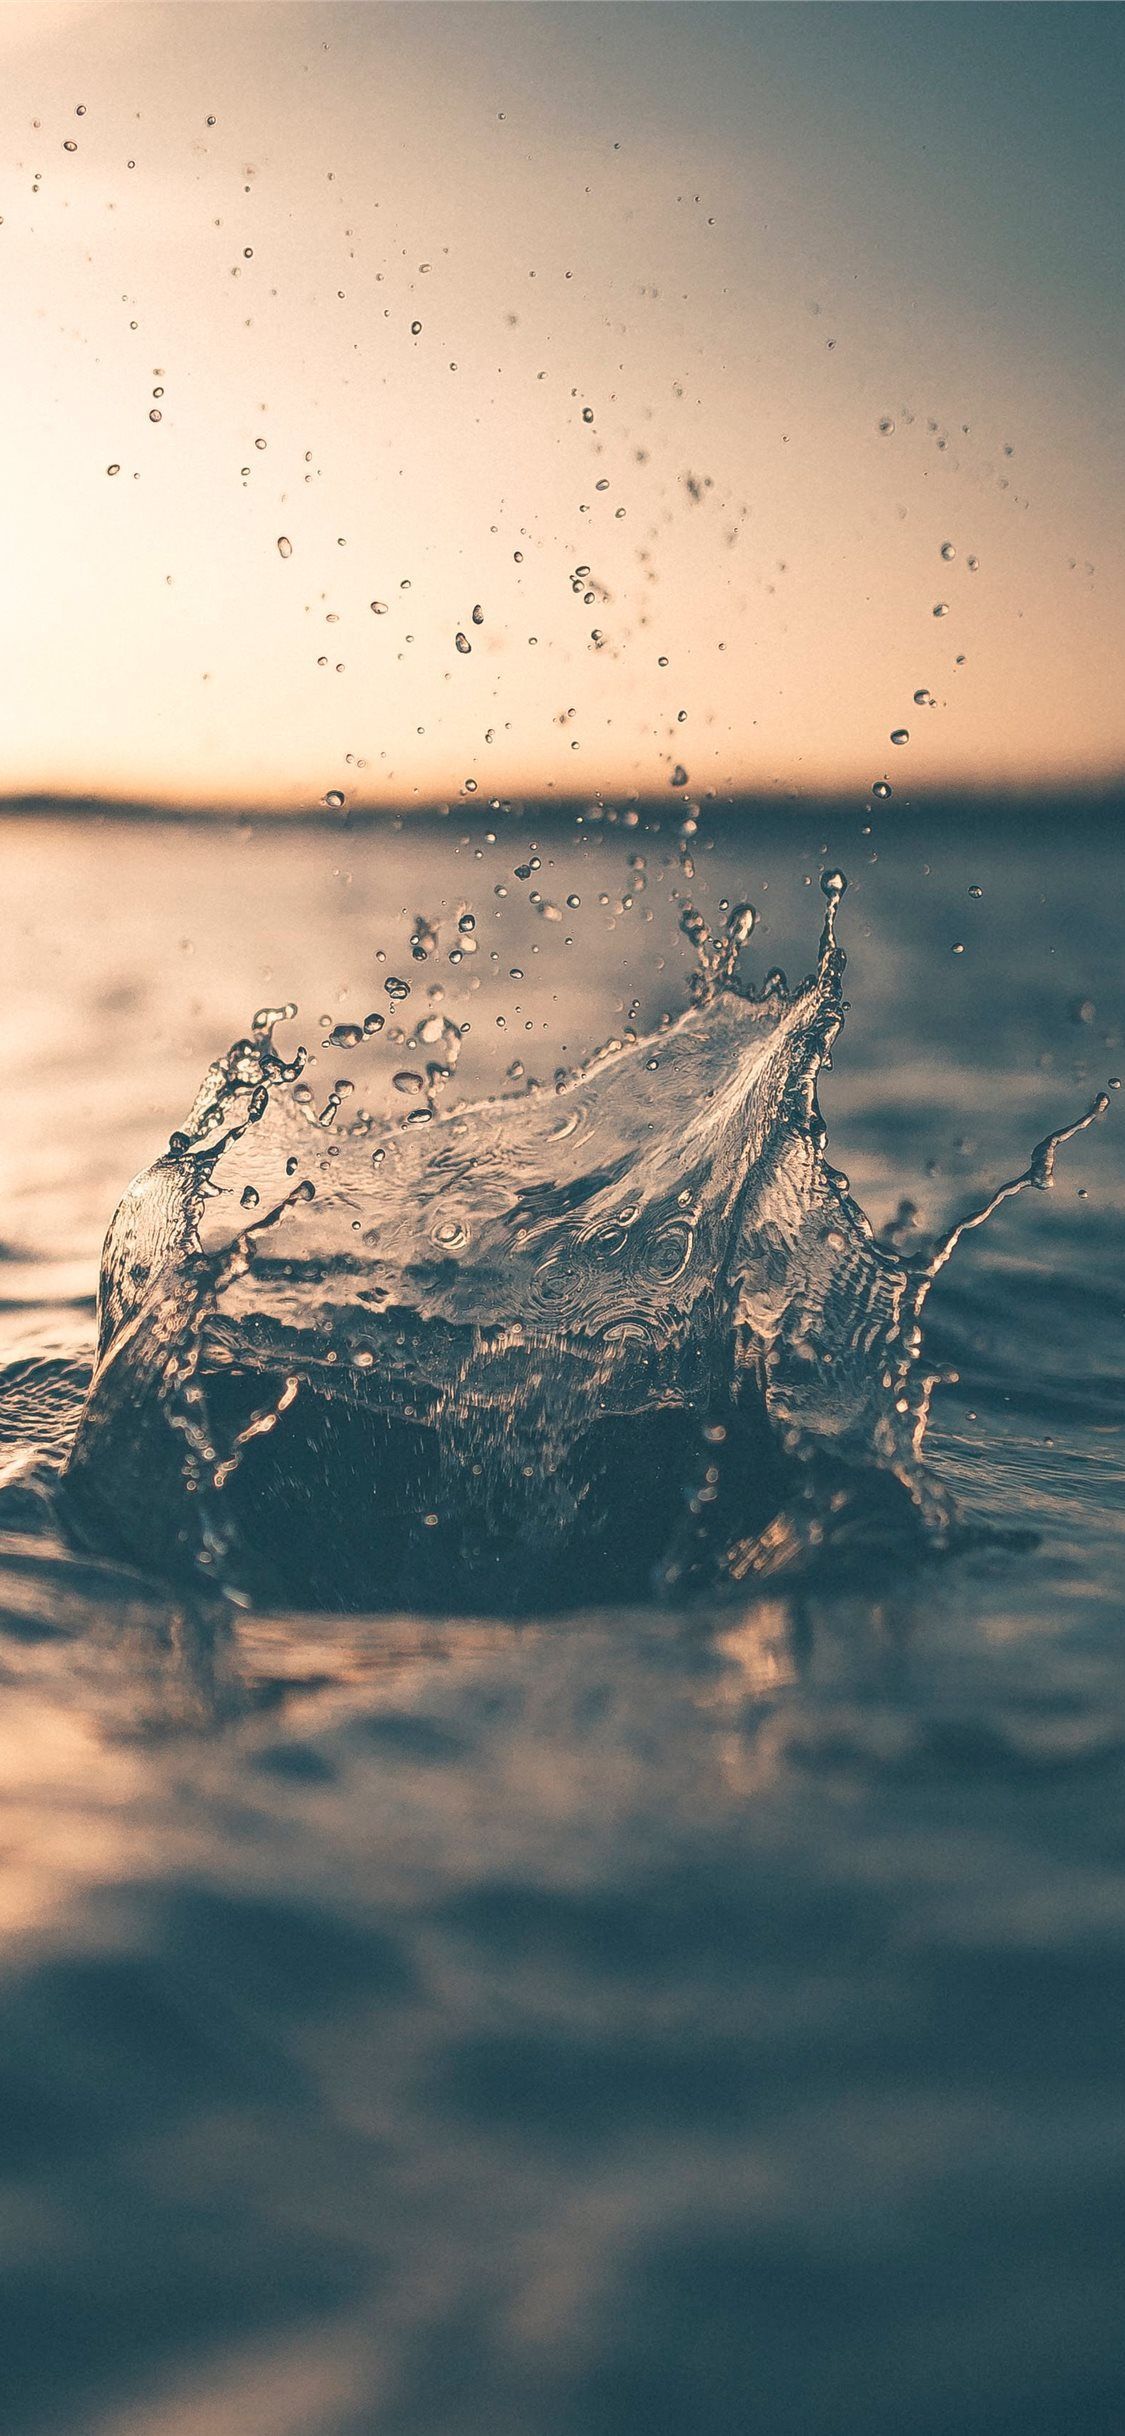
(1, 803, 1123, 2435)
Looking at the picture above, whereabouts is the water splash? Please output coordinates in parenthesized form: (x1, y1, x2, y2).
(61, 882, 1108, 1614)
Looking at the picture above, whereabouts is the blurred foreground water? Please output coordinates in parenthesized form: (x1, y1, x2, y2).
(0, 803, 1123, 2435)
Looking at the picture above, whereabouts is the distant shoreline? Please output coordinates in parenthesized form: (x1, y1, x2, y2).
(1, 786, 1122, 829)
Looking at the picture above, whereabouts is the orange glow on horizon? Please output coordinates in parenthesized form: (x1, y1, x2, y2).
(0, 2, 1121, 813)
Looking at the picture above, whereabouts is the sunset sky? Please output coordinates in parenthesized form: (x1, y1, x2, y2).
(0, 0, 1121, 810)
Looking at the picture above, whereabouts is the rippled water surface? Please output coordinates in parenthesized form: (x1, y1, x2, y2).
(1, 806, 1123, 2435)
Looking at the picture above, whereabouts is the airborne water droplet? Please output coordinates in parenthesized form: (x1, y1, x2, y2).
(872, 780, 892, 800)
(277, 536, 293, 559)
(324, 788, 345, 810)
(940, 542, 956, 561)
(933, 602, 949, 618)
(455, 631, 471, 655)
(890, 729, 909, 746)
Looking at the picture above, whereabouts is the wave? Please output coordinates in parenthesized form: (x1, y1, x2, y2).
(56, 877, 1107, 1613)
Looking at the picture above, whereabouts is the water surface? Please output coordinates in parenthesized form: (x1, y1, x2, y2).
(1, 805, 1122, 2434)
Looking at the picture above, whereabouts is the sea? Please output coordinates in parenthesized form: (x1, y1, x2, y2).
(0, 797, 1122, 2436)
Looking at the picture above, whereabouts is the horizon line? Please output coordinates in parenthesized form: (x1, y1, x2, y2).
(1, 778, 1122, 827)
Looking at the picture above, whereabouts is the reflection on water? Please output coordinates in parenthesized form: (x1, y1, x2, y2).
(3, 1544, 1125, 2436)
(0, 808, 1123, 2433)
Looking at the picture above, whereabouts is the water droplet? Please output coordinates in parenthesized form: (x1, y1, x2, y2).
(940, 541, 956, 561)
(726, 902, 756, 949)
(384, 976, 411, 1001)
(277, 535, 293, 558)
(951, 941, 965, 955)
(890, 728, 909, 746)
(582, 406, 595, 424)
(968, 885, 983, 899)
(324, 788, 345, 809)
(472, 603, 484, 624)
(455, 631, 471, 655)
(670, 764, 689, 788)
(148, 408, 162, 423)
(967, 555, 980, 572)
(820, 869, 847, 899)
(240, 1185, 260, 1209)
(411, 319, 422, 335)
(872, 780, 892, 800)
(326, 1022, 364, 1049)
(370, 599, 388, 614)
(63, 138, 77, 153)
(363, 1011, 385, 1034)
(877, 415, 895, 435)
(932, 602, 949, 618)
(913, 688, 934, 707)
(106, 463, 120, 477)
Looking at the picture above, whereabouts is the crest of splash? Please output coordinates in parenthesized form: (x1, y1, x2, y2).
(61, 878, 1107, 1613)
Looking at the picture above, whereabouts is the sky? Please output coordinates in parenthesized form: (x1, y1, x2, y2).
(0, 0, 1122, 811)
